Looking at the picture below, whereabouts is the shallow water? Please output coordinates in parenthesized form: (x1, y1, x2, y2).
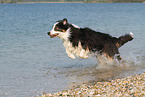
(0, 3, 145, 97)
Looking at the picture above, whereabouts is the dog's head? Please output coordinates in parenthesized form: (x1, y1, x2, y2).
(48, 18, 69, 38)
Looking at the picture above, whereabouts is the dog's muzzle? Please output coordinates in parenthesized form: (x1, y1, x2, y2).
(47, 32, 58, 38)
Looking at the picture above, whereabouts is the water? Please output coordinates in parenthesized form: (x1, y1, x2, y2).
(0, 3, 145, 97)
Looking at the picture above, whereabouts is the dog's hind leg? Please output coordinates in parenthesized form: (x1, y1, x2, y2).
(103, 43, 122, 61)
(116, 32, 134, 48)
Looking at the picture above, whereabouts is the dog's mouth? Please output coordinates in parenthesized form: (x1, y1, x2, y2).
(49, 33, 59, 38)
(48, 32, 59, 38)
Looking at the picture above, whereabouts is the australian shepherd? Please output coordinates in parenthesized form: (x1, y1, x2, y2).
(47, 18, 134, 61)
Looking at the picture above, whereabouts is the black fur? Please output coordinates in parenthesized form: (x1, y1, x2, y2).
(69, 26, 122, 59)
(48, 18, 134, 60)
(68, 25, 133, 60)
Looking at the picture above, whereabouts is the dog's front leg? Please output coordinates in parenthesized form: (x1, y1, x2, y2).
(66, 49, 76, 59)
(79, 49, 89, 59)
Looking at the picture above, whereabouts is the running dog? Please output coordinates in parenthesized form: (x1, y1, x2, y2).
(47, 18, 134, 61)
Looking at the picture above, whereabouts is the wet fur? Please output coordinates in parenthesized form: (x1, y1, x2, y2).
(48, 18, 134, 60)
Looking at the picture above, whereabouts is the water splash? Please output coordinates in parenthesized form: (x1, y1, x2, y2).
(58, 54, 145, 89)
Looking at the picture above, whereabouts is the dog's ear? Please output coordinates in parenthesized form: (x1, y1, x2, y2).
(63, 18, 67, 25)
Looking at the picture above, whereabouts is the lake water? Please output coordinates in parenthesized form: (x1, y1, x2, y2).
(0, 3, 145, 97)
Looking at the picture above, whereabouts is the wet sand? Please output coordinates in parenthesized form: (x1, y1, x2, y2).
(39, 66, 145, 97)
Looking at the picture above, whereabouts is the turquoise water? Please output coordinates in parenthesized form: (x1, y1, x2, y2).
(0, 3, 145, 97)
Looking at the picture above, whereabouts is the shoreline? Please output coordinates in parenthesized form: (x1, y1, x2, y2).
(39, 72, 145, 97)
(0, 1, 145, 4)
(0, 2, 83, 4)
(16, 2, 83, 4)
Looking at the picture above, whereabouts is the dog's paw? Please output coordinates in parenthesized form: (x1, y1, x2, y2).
(66, 50, 76, 59)
(68, 55, 76, 59)
(80, 55, 89, 59)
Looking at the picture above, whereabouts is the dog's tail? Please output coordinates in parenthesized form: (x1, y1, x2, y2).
(115, 32, 134, 48)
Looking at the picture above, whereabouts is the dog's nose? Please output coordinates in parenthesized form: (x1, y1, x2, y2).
(47, 32, 50, 35)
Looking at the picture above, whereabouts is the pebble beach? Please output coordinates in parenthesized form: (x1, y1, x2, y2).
(39, 72, 145, 97)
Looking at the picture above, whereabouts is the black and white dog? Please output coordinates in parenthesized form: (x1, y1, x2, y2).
(48, 18, 134, 61)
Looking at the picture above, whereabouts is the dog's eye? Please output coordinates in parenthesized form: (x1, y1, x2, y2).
(54, 26, 63, 32)
(55, 26, 59, 30)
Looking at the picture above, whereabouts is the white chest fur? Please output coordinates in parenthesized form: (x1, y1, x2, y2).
(63, 40, 89, 59)
(58, 26, 89, 59)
